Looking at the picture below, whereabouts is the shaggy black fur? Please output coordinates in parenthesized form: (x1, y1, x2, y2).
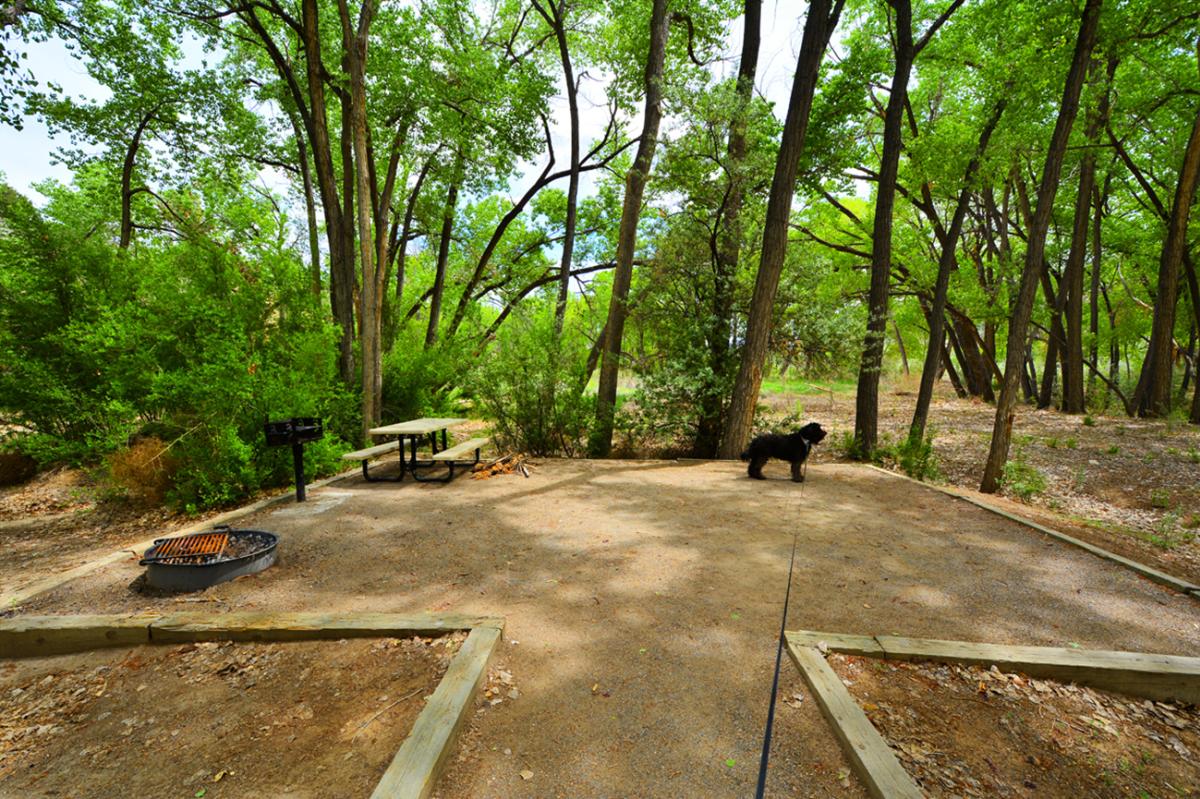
(739, 422, 827, 481)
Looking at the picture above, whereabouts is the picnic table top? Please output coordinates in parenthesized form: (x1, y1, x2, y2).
(368, 417, 469, 436)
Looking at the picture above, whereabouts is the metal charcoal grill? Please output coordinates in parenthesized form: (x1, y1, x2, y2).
(263, 416, 324, 501)
(140, 525, 278, 591)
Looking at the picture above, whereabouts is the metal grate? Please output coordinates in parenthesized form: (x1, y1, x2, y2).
(148, 531, 229, 564)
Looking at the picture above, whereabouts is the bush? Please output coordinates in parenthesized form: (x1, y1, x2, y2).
(381, 327, 468, 425)
(0, 182, 350, 511)
(470, 304, 593, 457)
(107, 437, 178, 505)
(1002, 453, 1047, 500)
(888, 432, 940, 481)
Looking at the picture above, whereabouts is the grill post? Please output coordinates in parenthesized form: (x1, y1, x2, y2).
(292, 441, 307, 502)
(265, 417, 322, 503)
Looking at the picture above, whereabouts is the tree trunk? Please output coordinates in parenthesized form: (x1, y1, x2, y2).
(394, 156, 433, 316)
(718, 0, 843, 459)
(1038, 266, 1067, 408)
(425, 171, 460, 350)
(910, 92, 1007, 442)
(694, 0, 762, 458)
(981, 0, 1102, 493)
(1088, 182, 1104, 395)
(1135, 96, 1200, 416)
(118, 110, 156, 250)
(286, 108, 322, 295)
(535, 0, 583, 335)
(588, 0, 672, 457)
(339, 0, 381, 441)
(297, 0, 356, 385)
(1062, 59, 1111, 413)
(854, 0, 916, 458)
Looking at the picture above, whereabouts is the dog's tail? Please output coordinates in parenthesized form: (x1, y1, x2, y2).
(739, 449, 749, 461)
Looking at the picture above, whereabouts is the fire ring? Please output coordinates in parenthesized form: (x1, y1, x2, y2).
(140, 525, 278, 592)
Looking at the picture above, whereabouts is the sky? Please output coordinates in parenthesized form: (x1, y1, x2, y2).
(0, 2, 813, 207)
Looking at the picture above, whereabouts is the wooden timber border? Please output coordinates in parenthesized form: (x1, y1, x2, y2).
(1, 465, 363, 610)
(0, 611, 504, 799)
(865, 464, 1200, 600)
(786, 628, 1200, 797)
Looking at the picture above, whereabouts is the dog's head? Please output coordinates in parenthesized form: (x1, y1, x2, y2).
(799, 422, 827, 444)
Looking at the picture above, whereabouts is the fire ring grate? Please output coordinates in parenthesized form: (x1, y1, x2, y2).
(140, 525, 278, 592)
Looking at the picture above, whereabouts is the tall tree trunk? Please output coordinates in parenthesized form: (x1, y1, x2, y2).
(854, 0, 916, 458)
(339, 0, 381, 440)
(425, 169, 461, 350)
(392, 156, 432, 319)
(1134, 95, 1200, 416)
(694, 0, 762, 458)
(1062, 58, 1112, 413)
(533, 0, 583, 335)
(981, 0, 1102, 493)
(1088, 181, 1104, 396)
(588, 0, 672, 457)
(1038, 266, 1067, 408)
(910, 92, 1007, 442)
(287, 108, 322, 295)
(297, 0, 355, 385)
(118, 110, 156, 250)
(718, 0, 844, 459)
(1183, 251, 1200, 424)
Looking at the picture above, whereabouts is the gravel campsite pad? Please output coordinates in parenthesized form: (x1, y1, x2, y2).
(829, 652, 1200, 797)
(0, 635, 462, 797)
(8, 458, 1199, 796)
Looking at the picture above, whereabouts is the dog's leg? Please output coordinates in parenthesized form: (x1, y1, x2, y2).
(790, 460, 804, 482)
(748, 456, 768, 480)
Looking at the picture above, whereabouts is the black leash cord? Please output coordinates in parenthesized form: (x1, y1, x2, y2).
(754, 529, 799, 798)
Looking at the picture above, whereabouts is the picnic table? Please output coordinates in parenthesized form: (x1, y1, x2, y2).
(342, 417, 488, 483)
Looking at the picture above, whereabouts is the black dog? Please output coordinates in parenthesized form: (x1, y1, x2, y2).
(740, 422, 827, 481)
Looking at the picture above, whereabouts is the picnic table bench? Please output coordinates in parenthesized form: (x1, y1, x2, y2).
(341, 417, 489, 483)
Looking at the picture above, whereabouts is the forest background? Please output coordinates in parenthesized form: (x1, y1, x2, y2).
(0, 0, 1198, 514)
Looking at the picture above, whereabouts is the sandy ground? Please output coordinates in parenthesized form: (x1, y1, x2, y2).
(7, 458, 1200, 797)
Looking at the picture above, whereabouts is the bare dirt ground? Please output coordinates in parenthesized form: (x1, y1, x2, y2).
(830, 652, 1200, 797)
(0, 466, 247, 599)
(5, 456, 1198, 797)
(763, 379, 1200, 584)
(0, 636, 460, 798)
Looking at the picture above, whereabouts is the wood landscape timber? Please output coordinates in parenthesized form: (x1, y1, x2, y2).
(371, 625, 502, 799)
(0, 611, 503, 657)
(787, 642, 924, 799)
(788, 628, 1200, 704)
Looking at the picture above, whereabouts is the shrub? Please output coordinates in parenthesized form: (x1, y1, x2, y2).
(890, 432, 940, 481)
(0, 183, 350, 510)
(470, 304, 594, 457)
(1002, 453, 1047, 500)
(107, 437, 178, 505)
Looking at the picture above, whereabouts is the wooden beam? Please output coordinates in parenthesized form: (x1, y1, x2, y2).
(784, 630, 883, 656)
(875, 635, 1200, 704)
(150, 612, 503, 643)
(0, 613, 160, 657)
(787, 643, 923, 799)
(371, 625, 501, 799)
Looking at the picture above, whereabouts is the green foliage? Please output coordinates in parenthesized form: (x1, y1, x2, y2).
(1001, 451, 1048, 501)
(381, 328, 467, 424)
(0, 182, 349, 510)
(887, 432, 940, 482)
(470, 303, 593, 457)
